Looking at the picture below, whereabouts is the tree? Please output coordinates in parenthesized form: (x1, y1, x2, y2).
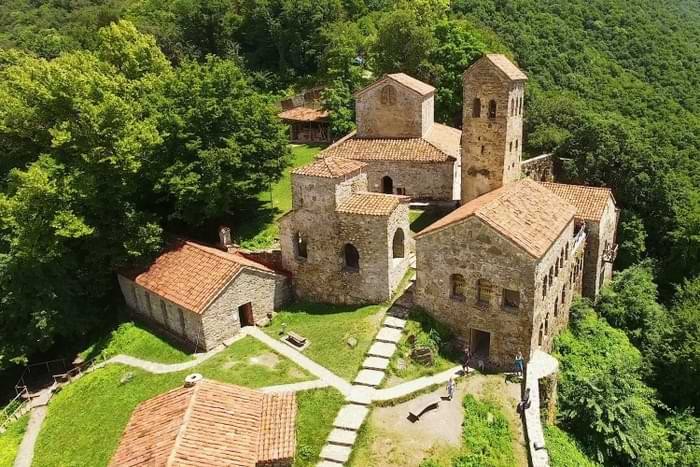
(172, 0, 242, 58)
(371, 8, 435, 77)
(96, 20, 170, 79)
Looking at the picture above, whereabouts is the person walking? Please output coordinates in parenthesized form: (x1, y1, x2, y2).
(462, 347, 471, 374)
(447, 377, 455, 401)
(515, 351, 525, 377)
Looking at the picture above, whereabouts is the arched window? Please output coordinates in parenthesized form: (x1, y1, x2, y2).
(380, 84, 396, 105)
(450, 274, 466, 300)
(382, 176, 393, 194)
(554, 298, 559, 317)
(480, 145, 485, 155)
(561, 286, 566, 304)
(477, 279, 492, 305)
(509, 141, 513, 153)
(294, 232, 308, 259)
(488, 99, 497, 118)
(515, 139, 519, 151)
(392, 228, 405, 259)
(545, 313, 550, 335)
(472, 98, 481, 117)
(510, 98, 515, 116)
(565, 242, 569, 260)
(343, 243, 360, 271)
(538, 323, 544, 346)
(542, 275, 548, 299)
(555, 261, 559, 277)
(549, 266, 554, 284)
(520, 96, 524, 115)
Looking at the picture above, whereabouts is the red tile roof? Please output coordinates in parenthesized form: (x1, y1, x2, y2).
(291, 157, 367, 178)
(110, 380, 296, 467)
(319, 123, 460, 163)
(416, 179, 576, 258)
(278, 106, 329, 122)
(125, 240, 275, 314)
(336, 192, 405, 216)
(540, 182, 615, 222)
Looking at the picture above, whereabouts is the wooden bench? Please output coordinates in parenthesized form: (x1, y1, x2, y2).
(286, 331, 307, 348)
(408, 398, 440, 422)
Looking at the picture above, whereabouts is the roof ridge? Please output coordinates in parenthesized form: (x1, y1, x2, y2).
(166, 383, 199, 467)
(540, 181, 613, 192)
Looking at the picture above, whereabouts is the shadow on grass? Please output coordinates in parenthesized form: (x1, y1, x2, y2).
(409, 208, 447, 233)
(278, 301, 370, 317)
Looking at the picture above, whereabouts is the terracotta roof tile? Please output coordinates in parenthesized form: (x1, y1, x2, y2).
(278, 106, 329, 122)
(336, 192, 404, 216)
(483, 54, 528, 81)
(292, 157, 367, 178)
(416, 179, 576, 258)
(319, 124, 460, 163)
(126, 240, 274, 314)
(110, 380, 296, 467)
(540, 182, 615, 222)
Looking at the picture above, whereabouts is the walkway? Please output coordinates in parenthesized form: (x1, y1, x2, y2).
(13, 391, 49, 467)
(524, 350, 559, 467)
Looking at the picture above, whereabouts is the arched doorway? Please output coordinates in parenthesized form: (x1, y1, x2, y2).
(382, 176, 393, 194)
(392, 228, 405, 258)
(343, 243, 360, 271)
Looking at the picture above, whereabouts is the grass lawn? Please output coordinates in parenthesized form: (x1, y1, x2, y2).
(80, 321, 193, 364)
(294, 388, 346, 467)
(544, 425, 599, 467)
(385, 308, 461, 386)
(0, 414, 29, 467)
(32, 336, 313, 467)
(265, 302, 386, 380)
(409, 208, 447, 234)
(239, 144, 323, 249)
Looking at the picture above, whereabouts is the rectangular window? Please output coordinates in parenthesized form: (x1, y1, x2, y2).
(396, 187, 406, 195)
(160, 300, 169, 328)
(144, 292, 152, 313)
(178, 308, 186, 334)
(503, 289, 520, 309)
(477, 279, 492, 305)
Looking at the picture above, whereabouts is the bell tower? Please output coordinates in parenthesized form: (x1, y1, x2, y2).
(461, 54, 527, 204)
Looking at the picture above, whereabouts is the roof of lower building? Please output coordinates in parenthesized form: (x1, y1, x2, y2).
(318, 123, 460, 163)
(124, 240, 275, 314)
(278, 106, 329, 122)
(336, 192, 406, 216)
(355, 72, 435, 97)
(540, 182, 615, 222)
(467, 54, 528, 81)
(416, 178, 576, 258)
(292, 156, 367, 178)
(109, 379, 296, 467)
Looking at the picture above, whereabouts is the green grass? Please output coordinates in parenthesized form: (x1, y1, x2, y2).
(409, 208, 447, 233)
(294, 388, 346, 466)
(386, 308, 461, 384)
(265, 302, 386, 380)
(80, 321, 193, 364)
(0, 415, 29, 467)
(544, 425, 599, 467)
(240, 144, 323, 249)
(32, 336, 312, 467)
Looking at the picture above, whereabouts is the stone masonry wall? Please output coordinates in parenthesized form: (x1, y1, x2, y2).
(386, 203, 414, 291)
(462, 61, 525, 203)
(521, 154, 555, 182)
(582, 197, 619, 298)
(356, 81, 432, 138)
(415, 217, 537, 367)
(363, 160, 455, 200)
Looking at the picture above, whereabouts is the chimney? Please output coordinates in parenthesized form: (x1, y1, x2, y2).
(184, 373, 202, 387)
(218, 226, 236, 252)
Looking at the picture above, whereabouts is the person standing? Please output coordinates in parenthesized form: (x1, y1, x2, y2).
(515, 351, 525, 377)
(462, 347, 471, 374)
(447, 377, 455, 401)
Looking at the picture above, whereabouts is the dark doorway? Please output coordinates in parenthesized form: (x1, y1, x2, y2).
(382, 176, 393, 194)
(238, 302, 254, 327)
(470, 329, 491, 359)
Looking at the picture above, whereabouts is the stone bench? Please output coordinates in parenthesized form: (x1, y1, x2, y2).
(286, 331, 307, 347)
(408, 398, 440, 422)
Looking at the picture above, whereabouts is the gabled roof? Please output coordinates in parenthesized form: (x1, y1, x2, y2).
(416, 179, 576, 258)
(466, 54, 528, 81)
(540, 182, 615, 222)
(336, 192, 406, 216)
(292, 156, 367, 178)
(318, 123, 460, 163)
(109, 380, 296, 467)
(355, 73, 435, 97)
(278, 106, 329, 123)
(124, 240, 275, 314)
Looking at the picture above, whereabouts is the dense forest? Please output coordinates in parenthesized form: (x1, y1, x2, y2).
(0, 0, 698, 465)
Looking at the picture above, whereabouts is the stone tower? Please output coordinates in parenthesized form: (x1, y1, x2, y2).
(461, 54, 527, 204)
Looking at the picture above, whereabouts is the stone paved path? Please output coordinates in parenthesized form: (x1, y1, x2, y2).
(13, 400, 48, 467)
(260, 379, 328, 394)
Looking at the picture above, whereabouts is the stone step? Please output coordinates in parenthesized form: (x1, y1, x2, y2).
(320, 443, 352, 463)
(376, 327, 402, 344)
(347, 385, 375, 405)
(328, 428, 358, 446)
(362, 356, 390, 371)
(383, 316, 407, 330)
(333, 404, 369, 431)
(353, 369, 385, 387)
(367, 342, 397, 359)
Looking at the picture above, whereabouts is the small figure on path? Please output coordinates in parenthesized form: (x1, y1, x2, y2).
(462, 347, 471, 374)
(447, 377, 455, 401)
(514, 351, 525, 377)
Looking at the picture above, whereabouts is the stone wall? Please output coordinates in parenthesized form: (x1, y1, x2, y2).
(415, 216, 537, 367)
(581, 198, 619, 298)
(356, 81, 432, 138)
(522, 154, 555, 182)
(462, 60, 525, 203)
(362, 160, 455, 200)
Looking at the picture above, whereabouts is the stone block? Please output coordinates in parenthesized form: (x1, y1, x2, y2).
(368, 342, 397, 358)
(376, 327, 402, 343)
(362, 356, 390, 371)
(320, 444, 353, 463)
(383, 316, 407, 329)
(353, 369, 385, 387)
(328, 428, 358, 446)
(347, 385, 375, 405)
(333, 404, 369, 431)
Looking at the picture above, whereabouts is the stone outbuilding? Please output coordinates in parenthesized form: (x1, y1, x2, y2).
(118, 238, 290, 352)
(541, 183, 619, 298)
(278, 106, 331, 144)
(110, 378, 296, 467)
(318, 73, 461, 201)
(279, 157, 413, 304)
(414, 178, 586, 368)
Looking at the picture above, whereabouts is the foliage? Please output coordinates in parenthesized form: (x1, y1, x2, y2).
(0, 414, 29, 467)
(544, 425, 599, 467)
(294, 388, 346, 466)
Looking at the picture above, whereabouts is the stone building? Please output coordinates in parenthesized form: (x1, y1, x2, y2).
(414, 178, 586, 367)
(278, 106, 331, 144)
(118, 237, 290, 351)
(279, 157, 413, 304)
(110, 377, 296, 467)
(318, 73, 461, 201)
(462, 54, 528, 203)
(541, 183, 619, 297)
